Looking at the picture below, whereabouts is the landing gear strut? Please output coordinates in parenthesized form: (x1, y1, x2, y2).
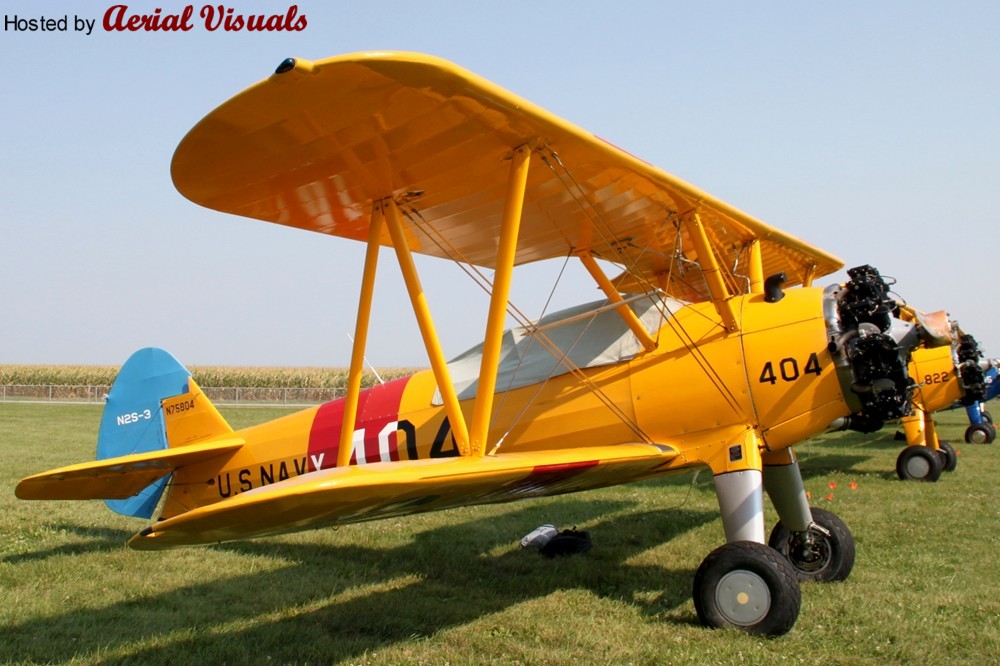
(762, 453, 856, 584)
(701, 462, 802, 636)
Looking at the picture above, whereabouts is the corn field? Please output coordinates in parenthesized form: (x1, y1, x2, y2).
(0, 365, 422, 391)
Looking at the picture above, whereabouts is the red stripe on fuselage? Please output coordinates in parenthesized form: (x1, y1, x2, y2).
(307, 376, 410, 470)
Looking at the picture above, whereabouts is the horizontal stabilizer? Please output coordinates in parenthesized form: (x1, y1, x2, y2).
(128, 442, 677, 550)
(15, 438, 244, 501)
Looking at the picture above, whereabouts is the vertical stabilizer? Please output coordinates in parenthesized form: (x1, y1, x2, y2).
(96, 348, 231, 518)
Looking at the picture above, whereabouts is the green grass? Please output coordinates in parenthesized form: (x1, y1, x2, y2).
(2, 401, 998, 665)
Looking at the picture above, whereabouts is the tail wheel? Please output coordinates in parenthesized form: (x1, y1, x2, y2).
(964, 423, 996, 444)
(693, 541, 801, 636)
(936, 441, 958, 472)
(767, 507, 855, 582)
(896, 445, 943, 481)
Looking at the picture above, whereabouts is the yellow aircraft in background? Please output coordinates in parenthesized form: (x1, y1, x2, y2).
(826, 310, 993, 480)
(17, 53, 941, 636)
(885, 327, 992, 480)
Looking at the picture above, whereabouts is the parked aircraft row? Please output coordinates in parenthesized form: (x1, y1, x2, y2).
(16, 52, 996, 636)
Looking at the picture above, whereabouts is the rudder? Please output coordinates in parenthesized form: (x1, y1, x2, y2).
(98, 348, 232, 518)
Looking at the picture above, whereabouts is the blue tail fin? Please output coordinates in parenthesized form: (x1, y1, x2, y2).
(97, 348, 195, 519)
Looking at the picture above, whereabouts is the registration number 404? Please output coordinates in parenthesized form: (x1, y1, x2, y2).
(759, 353, 822, 384)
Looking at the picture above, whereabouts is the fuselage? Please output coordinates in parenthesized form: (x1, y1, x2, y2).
(162, 288, 851, 518)
(161, 287, 856, 519)
(908, 344, 964, 413)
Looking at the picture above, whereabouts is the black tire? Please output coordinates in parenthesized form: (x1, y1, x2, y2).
(983, 410, 993, 424)
(936, 441, 958, 472)
(896, 445, 943, 481)
(693, 541, 801, 637)
(964, 423, 995, 445)
(767, 507, 855, 583)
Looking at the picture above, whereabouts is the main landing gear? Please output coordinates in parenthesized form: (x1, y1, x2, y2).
(693, 541, 800, 636)
(964, 422, 996, 445)
(693, 467, 803, 635)
(694, 456, 858, 636)
(896, 445, 943, 482)
(894, 408, 958, 480)
(768, 507, 855, 582)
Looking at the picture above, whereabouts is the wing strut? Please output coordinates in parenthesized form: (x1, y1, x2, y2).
(686, 212, 740, 333)
(469, 145, 531, 456)
(748, 239, 764, 294)
(385, 199, 471, 454)
(577, 251, 657, 352)
(802, 265, 816, 287)
(338, 202, 386, 468)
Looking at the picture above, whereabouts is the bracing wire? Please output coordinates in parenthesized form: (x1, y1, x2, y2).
(540, 153, 746, 417)
(486, 252, 572, 430)
(397, 202, 651, 442)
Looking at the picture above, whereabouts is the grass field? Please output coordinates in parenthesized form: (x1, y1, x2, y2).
(2, 401, 998, 665)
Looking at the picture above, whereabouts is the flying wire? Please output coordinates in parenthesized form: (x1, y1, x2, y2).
(398, 202, 650, 442)
(541, 152, 746, 417)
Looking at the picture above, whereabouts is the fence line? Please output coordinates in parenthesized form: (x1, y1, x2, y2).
(0, 385, 347, 406)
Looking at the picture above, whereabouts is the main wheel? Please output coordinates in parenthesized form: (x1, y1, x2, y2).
(964, 423, 996, 444)
(983, 410, 993, 424)
(896, 445, 943, 481)
(693, 541, 801, 636)
(767, 507, 855, 582)
(936, 441, 958, 472)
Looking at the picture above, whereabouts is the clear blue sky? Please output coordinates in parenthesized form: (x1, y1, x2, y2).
(2, 1, 998, 367)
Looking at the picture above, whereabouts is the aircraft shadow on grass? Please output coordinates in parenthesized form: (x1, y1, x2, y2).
(3, 498, 716, 663)
(796, 453, 874, 480)
(2, 524, 134, 565)
(845, 433, 910, 451)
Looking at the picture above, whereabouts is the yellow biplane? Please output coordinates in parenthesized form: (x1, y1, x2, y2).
(882, 324, 993, 480)
(17, 52, 938, 635)
(825, 307, 993, 480)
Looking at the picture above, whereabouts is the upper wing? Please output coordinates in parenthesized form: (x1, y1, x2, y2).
(128, 442, 677, 550)
(172, 51, 842, 302)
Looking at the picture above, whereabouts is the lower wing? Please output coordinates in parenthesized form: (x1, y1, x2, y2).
(129, 442, 678, 550)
